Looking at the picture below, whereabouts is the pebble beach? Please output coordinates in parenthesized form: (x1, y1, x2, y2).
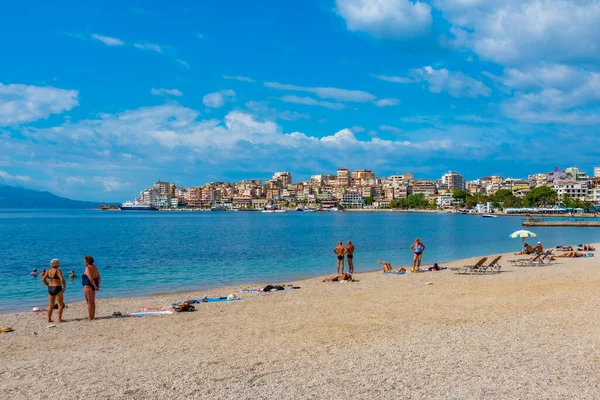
(1, 245, 600, 399)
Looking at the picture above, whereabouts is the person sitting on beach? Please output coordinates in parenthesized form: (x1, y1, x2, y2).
(378, 260, 394, 274)
(31, 268, 38, 276)
(323, 273, 353, 282)
(557, 251, 587, 258)
(69, 270, 77, 279)
(42, 259, 66, 323)
(515, 243, 534, 255)
(533, 242, 543, 254)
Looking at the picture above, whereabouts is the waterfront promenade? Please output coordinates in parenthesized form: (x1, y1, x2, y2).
(2, 246, 600, 399)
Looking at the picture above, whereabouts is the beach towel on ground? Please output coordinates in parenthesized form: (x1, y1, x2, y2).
(130, 311, 173, 317)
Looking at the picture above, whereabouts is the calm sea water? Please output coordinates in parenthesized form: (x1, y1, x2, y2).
(2, 209, 600, 313)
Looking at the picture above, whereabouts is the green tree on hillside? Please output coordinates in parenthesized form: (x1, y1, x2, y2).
(364, 196, 374, 206)
(523, 186, 557, 207)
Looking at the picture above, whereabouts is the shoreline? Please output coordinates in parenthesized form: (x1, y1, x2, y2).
(1, 243, 594, 318)
(2, 243, 599, 399)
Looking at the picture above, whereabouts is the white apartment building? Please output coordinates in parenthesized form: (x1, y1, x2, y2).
(553, 180, 589, 201)
(594, 167, 600, 178)
(590, 188, 600, 205)
(340, 192, 363, 207)
(441, 171, 465, 191)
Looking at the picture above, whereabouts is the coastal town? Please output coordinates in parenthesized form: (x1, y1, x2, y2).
(118, 166, 600, 212)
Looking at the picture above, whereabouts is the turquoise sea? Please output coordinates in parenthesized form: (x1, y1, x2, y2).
(2, 209, 600, 313)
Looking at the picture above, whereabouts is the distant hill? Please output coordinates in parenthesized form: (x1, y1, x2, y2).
(0, 185, 101, 209)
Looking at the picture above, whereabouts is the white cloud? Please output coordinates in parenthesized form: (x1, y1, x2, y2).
(492, 64, 600, 125)
(0, 83, 79, 126)
(436, 0, 600, 65)
(379, 125, 403, 133)
(134, 43, 162, 53)
(223, 75, 255, 83)
(265, 81, 376, 102)
(0, 169, 32, 183)
(280, 95, 346, 110)
(245, 101, 310, 121)
(371, 74, 413, 83)
(335, 0, 432, 39)
(93, 177, 130, 192)
(374, 98, 400, 107)
(91, 34, 125, 46)
(176, 59, 190, 69)
(203, 89, 236, 108)
(150, 88, 183, 97)
(351, 125, 365, 133)
(375, 66, 491, 98)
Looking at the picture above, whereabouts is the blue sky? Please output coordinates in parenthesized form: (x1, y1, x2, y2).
(1, 0, 600, 201)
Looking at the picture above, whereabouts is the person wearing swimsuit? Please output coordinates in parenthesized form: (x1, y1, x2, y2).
(82, 255, 101, 321)
(41, 259, 66, 323)
(346, 241, 355, 273)
(410, 238, 426, 273)
(333, 241, 347, 274)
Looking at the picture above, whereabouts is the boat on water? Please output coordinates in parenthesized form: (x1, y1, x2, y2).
(482, 214, 497, 218)
(262, 205, 287, 213)
(211, 205, 228, 211)
(120, 201, 156, 211)
(458, 209, 468, 214)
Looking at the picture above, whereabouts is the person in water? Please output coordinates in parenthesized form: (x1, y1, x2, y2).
(69, 270, 77, 279)
(323, 273, 353, 282)
(346, 240, 355, 273)
(82, 255, 101, 321)
(41, 259, 66, 323)
(515, 243, 534, 255)
(31, 268, 38, 276)
(410, 238, 426, 272)
(333, 241, 347, 274)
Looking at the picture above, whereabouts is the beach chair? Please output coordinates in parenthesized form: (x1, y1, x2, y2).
(510, 253, 543, 267)
(483, 255, 502, 273)
(449, 257, 487, 274)
(539, 250, 555, 265)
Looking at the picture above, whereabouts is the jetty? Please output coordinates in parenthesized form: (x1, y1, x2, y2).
(522, 215, 600, 227)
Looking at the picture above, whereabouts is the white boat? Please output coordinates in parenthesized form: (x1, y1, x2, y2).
(482, 214, 497, 218)
(120, 201, 156, 211)
(262, 205, 287, 213)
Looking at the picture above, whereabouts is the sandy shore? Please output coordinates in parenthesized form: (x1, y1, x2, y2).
(1, 245, 600, 399)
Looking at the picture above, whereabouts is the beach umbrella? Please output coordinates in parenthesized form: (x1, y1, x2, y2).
(509, 229, 537, 251)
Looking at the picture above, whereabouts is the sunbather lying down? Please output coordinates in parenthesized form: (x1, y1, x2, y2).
(578, 244, 596, 251)
(323, 273, 354, 282)
(378, 260, 406, 274)
(378, 260, 394, 273)
(557, 251, 587, 258)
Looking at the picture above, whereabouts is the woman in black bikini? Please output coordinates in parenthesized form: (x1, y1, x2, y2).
(82, 255, 101, 321)
(41, 259, 66, 323)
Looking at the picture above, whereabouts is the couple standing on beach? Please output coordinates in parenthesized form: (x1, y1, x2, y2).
(334, 241, 355, 274)
(41, 256, 101, 323)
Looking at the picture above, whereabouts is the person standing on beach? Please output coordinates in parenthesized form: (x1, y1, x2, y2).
(346, 241, 355, 273)
(410, 238, 426, 273)
(42, 259, 66, 323)
(82, 255, 100, 321)
(333, 241, 347, 274)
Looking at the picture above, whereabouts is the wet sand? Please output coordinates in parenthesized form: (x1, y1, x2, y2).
(1, 245, 599, 399)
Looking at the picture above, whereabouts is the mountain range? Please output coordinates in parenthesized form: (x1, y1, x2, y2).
(0, 185, 101, 209)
